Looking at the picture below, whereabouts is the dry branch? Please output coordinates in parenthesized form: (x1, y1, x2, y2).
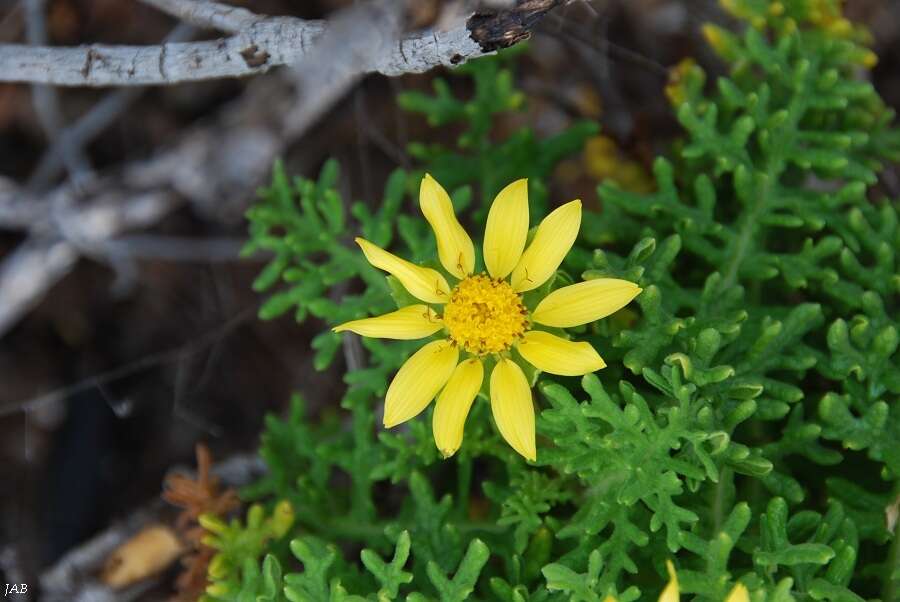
(0, 0, 565, 341)
(24, 0, 92, 184)
(27, 23, 195, 189)
(0, 13, 470, 87)
(138, 0, 262, 33)
(0, 0, 564, 87)
(0, 19, 326, 86)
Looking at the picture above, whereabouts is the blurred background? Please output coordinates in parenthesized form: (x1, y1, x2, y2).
(0, 0, 898, 596)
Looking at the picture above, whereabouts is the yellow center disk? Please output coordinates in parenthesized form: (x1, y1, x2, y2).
(443, 274, 528, 355)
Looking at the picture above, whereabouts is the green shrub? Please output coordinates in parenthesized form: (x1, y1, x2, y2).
(220, 2, 900, 600)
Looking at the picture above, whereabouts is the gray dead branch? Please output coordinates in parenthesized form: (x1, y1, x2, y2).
(23, 0, 92, 186)
(0, 0, 564, 87)
(137, 0, 263, 33)
(0, 0, 564, 342)
(26, 23, 196, 189)
(0, 0, 477, 87)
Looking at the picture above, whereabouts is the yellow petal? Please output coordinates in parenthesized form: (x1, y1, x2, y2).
(517, 330, 606, 376)
(510, 200, 581, 292)
(603, 597, 618, 602)
(433, 358, 483, 458)
(724, 583, 749, 602)
(659, 560, 679, 602)
(420, 174, 475, 279)
(356, 237, 451, 304)
(384, 340, 458, 427)
(532, 278, 642, 328)
(489, 358, 536, 461)
(333, 305, 442, 339)
(483, 179, 529, 279)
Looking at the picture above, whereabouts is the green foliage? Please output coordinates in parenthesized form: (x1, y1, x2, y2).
(542, 549, 639, 602)
(409, 539, 490, 602)
(202, 502, 295, 602)
(399, 51, 598, 220)
(203, 555, 288, 602)
(242, 161, 411, 381)
(233, 2, 900, 601)
(360, 531, 414, 599)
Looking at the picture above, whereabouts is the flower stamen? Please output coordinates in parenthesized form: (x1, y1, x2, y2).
(443, 274, 528, 355)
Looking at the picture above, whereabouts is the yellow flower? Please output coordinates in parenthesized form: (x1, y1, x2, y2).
(334, 175, 641, 460)
(659, 560, 679, 602)
(725, 582, 749, 602)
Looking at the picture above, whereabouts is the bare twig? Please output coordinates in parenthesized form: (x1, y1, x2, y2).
(0, 188, 177, 336)
(0, 238, 79, 337)
(0, 72, 288, 339)
(27, 89, 141, 189)
(282, 0, 405, 140)
(23, 0, 92, 185)
(27, 23, 195, 190)
(0, 177, 51, 227)
(138, 0, 261, 33)
(0, 13, 476, 87)
(0, 0, 566, 341)
(0, 0, 564, 87)
(0, 18, 323, 86)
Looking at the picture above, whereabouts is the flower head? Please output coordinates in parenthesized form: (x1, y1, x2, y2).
(334, 175, 641, 460)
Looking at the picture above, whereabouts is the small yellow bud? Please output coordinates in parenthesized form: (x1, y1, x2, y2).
(206, 582, 229, 597)
(719, 0, 738, 16)
(702, 24, 728, 55)
(827, 18, 853, 37)
(665, 59, 697, 108)
(271, 500, 295, 536)
(725, 583, 750, 602)
(207, 553, 228, 579)
(862, 50, 878, 69)
(198, 513, 227, 533)
(659, 560, 680, 602)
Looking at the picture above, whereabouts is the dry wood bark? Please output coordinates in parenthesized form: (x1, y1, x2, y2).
(0, 0, 563, 87)
(0, 0, 565, 340)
